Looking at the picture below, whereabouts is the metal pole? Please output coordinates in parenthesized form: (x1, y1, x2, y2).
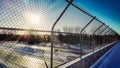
(113, 30, 120, 41)
(90, 23, 105, 62)
(92, 23, 104, 52)
(65, 0, 105, 25)
(109, 30, 114, 43)
(113, 31, 117, 41)
(80, 17, 96, 34)
(106, 30, 113, 43)
(79, 16, 96, 58)
(103, 28, 111, 44)
(65, 0, 93, 17)
(98, 25, 109, 46)
(50, 0, 73, 68)
(109, 30, 113, 35)
(93, 23, 104, 35)
(105, 28, 112, 35)
(99, 25, 109, 35)
(111, 31, 114, 42)
(113, 30, 120, 36)
(93, 23, 105, 49)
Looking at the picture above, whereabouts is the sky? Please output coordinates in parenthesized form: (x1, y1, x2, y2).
(0, 0, 67, 30)
(0, 0, 94, 34)
(74, 0, 120, 34)
(0, 0, 119, 35)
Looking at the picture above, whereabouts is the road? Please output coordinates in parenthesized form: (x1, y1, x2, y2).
(0, 41, 79, 68)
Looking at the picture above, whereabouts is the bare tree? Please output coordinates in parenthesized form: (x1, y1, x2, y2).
(63, 26, 81, 33)
(55, 28, 60, 32)
(74, 26, 81, 33)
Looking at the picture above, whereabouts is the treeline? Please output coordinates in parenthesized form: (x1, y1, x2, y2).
(0, 33, 119, 45)
(0, 34, 50, 44)
(57, 33, 119, 45)
(58, 34, 80, 44)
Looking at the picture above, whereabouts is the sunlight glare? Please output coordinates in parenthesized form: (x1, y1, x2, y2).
(29, 14, 40, 25)
(24, 11, 45, 25)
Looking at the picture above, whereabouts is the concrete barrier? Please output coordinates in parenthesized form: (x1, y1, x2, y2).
(56, 42, 117, 68)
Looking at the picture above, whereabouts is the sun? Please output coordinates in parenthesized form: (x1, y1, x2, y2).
(24, 12, 42, 25)
(29, 14, 40, 25)
(23, 11, 47, 29)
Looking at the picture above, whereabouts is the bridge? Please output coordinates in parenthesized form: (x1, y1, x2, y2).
(0, 0, 119, 68)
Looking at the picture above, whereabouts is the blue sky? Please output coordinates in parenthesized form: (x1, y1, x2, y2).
(0, 0, 67, 30)
(0, 0, 119, 34)
(74, 0, 120, 34)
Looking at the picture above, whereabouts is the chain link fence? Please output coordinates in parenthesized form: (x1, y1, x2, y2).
(0, 0, 119, 68)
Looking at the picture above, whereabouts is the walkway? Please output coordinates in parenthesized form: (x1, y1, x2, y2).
(91, 41, 120, 68)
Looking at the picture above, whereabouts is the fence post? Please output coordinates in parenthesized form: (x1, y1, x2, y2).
(79, 16, 96, 58)
(92, 23, 104, 52)
(100, 25, 110, 45)
(50, 0, 73, 68)
(104, 28, 112, 44)
(97, 25, 109, 47)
